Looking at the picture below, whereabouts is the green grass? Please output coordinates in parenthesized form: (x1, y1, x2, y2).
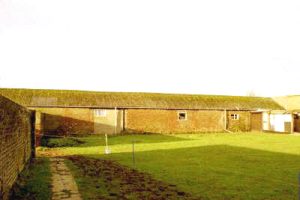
(64, 159, 112, 200)
(39, 132, 300, 200)
(10, 158, 52, 200)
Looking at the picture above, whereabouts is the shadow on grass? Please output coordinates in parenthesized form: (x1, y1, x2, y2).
(81, 145, 300, 200)
(65, 156, 198, 200)
(45, 133, 193, 148)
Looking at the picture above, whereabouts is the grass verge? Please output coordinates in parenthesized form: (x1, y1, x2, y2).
(10, 158, 52, 200)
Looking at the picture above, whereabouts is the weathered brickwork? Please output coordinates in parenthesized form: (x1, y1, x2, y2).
(31, 108, 125, 136)
(94, 109, 123, 134)
(0, 96, 33, 200)
(125, 109, 225, 133)
(33, 107, 94, 135)
(227, 111, 251, 132)
(31, 107, 257, 137)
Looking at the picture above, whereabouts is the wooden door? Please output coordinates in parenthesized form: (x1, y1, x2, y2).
(251, 112, 263, 131)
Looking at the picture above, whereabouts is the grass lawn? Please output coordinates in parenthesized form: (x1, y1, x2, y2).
(38, 132, 300, 200)
(10, 158, 52, 200)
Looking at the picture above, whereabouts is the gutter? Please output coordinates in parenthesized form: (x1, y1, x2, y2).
(26, 105, 267, 112)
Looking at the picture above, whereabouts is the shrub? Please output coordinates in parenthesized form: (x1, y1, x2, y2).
(41, 136, 84, 148)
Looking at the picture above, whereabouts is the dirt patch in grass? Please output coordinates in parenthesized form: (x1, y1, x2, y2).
(67, 156, 200, 200)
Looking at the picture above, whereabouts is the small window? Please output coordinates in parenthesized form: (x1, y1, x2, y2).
(178, 111, 187, 120)
(95, 109, 106, 117)
(231, 114, 239, 120)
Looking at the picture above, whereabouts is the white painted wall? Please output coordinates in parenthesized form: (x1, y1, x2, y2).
(269, 114, 292, 132)
(262, 112, 269, 131)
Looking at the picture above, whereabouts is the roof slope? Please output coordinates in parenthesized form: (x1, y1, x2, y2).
(273, 95, 300, 111)
(0, 88, 283, 110)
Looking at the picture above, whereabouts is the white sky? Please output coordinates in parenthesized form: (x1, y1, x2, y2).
(0, 0, 300, 97)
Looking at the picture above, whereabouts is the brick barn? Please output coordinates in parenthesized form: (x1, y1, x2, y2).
(0, 88, 285, 137)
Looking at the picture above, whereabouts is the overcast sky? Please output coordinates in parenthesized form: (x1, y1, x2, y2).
(0, 0, 299, 96)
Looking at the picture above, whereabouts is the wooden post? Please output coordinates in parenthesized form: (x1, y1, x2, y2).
(224, 109, 227, 130)
(114, 107, 117, 134)
(105, 134, 108, 147)
(104, 134, 111, 154)
(122, 109, 126, 132)
(260, 112, 263, 131)
(132, 140, 135, 167)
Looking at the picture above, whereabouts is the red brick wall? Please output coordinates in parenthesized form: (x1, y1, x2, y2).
(33, 108, 94, 135)
(0, 96, 33, 200)
(125, 109, 225, 133)
(31, 107, 254, 136)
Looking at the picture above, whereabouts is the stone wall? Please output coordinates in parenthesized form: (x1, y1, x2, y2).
(0, 95, 34, 200)
(227, 111, 251, 132)
(125, 109, 225, 133)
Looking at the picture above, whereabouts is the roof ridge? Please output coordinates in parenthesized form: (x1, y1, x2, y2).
(0, 88, 270, 98)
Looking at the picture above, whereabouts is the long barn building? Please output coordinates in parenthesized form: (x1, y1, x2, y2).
(1, 88, 293, 138)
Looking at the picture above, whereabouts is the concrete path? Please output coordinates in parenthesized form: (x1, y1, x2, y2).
(50, 158, 82, 200)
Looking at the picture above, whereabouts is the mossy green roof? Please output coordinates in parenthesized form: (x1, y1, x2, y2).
(0, 88, 283, 110)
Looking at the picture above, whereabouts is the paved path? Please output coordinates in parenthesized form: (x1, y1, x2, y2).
(50, 158, 82, 200)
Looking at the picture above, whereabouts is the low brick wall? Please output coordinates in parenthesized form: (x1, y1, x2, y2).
(0, 95, 34, 200)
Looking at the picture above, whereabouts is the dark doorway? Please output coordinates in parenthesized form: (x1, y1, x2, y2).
(294, 114, 300, 132)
